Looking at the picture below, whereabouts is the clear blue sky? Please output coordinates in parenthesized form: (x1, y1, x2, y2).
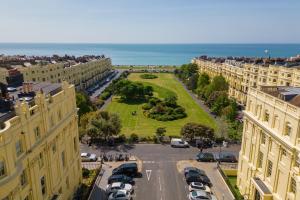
(0, 0, 299, 43)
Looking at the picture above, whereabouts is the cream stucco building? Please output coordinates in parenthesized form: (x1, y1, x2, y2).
(0, 81, 82, 200)
(237, 86, 300, 200)
(0, 57, 112, 89)
(193, 58, 300, 106)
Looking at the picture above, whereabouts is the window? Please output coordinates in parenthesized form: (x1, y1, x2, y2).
(267, 160, 273, 177)
(258, 152, 263, 168)
(52, 142, 56, 153)
(32, 78, 36, 82)
(16, 140, 23, 156)
(0, 161, 6, 179)
(73, 137, 77, 152)
(264, 110, 269, 122)
(40, 176, 46, 196)
(261, 133, 266, 144)
(290, 177, 296, 193)
(20, 170, 27, 186)
(285, 122, 292, 136)
(58, 110, 62, 121)
(61, 151, 66, 168)
(34, 127, 41, 141)
(66, 177, 70, 189)
(39, 153, 44, 168)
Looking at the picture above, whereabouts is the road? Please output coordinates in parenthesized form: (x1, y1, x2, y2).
(90, 69, 123, 100)
(83, 144, 240, 200)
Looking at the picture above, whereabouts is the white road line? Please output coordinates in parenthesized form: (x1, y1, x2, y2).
(158, 176, 162, 191)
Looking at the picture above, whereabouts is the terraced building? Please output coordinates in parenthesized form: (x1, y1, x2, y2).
(0, 81, 81, 200)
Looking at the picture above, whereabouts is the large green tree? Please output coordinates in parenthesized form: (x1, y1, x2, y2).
(86, 111, 122, 141)
(180, 122, 214, 141)
(76, 92, 95, 117)
(115, 79, 153, 100)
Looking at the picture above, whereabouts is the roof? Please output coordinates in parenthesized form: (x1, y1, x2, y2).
(261, 86, 300, 107)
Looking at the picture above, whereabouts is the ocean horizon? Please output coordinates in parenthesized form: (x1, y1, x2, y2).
(0, 43, 300, 65)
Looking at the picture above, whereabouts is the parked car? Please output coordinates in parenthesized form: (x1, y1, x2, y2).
(188, 190, 217, 200)
(186, 173, 211, 186)
(216, 152, 238, 163)
(189, 182, 211, 193)
(112, 163, 138, 177)
(80, 153, 97, 162)
(196, 152, 215, 162)
(106, 182, 133, 195)
(108, 174, 134, 184)
(170, 138, 189, 148)
(108, 190, 132, 200)
(184, 167, 206, 177)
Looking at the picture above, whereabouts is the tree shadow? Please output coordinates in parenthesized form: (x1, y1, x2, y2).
(118, 98, 147, 105)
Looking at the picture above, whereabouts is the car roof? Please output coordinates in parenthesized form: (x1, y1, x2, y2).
(111, 182, 122, 187)
(171, 138, 183, 141)
(192, 190, 208, 196)
(192, 182, 204, 186)
(81, 153, 87, 156)
(120, 162, 137, 167)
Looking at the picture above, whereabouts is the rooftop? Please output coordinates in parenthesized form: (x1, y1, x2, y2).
(260, 86, 300, 107)
(0, 82, 62, 128)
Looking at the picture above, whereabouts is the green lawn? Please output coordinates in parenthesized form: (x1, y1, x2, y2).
(227, 176, 243, 200)
(105, 73, 217, 137)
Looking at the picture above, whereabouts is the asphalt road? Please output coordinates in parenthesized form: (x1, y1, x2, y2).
(83, 144, 240, 200)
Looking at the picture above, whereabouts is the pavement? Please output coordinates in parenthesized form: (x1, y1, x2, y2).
(84, 143, 240, 200)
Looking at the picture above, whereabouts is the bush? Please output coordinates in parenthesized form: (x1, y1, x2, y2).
(82, 168, 90, 178)
(140, 74, 158, 79)
(129, 133, 139, 143)
(142, 103, 153, 110)
(100, 91, 111, 100)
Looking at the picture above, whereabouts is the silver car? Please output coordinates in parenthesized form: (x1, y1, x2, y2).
(80, 152, 97, 162)
(108, 190, 132, 200)
(189, 190, 217, 200)
(106, 182, 133, 195)
(189, 182, 211, 193)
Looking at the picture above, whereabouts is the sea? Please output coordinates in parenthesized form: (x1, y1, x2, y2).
(0, 43, 300, 66)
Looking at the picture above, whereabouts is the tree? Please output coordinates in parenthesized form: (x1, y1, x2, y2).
(76, 92, 95, 117)
(115, 79, 153, 100)
(86, 111, 122, 141)
(222, 100, 238, 121)
(156, 127, 166, 138)
(186, 73, 199, 90)
(197, 73, 210, 88)
(180, 123, 214, 141)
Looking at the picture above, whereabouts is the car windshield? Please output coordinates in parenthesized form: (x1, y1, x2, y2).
(86, 153, 91, 157)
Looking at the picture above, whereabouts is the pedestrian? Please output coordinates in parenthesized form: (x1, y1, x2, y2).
(200, 147, 203, 153)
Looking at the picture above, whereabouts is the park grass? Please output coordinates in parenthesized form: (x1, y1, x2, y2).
(105, 73, 217, 138)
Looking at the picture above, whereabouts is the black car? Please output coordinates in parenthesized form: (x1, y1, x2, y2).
(185, 174, 212, 186)
(112, 163, 138, 177)
(107, 174, 134, 184)
(196, 152, 215, 162)
(184, 167, 206, 177)
(216, 153, 238, 163)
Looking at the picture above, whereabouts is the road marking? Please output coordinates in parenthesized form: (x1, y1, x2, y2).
(146, 170, 152, 181)
(143, 161, 155, 164)
(158, 176, 162, 191)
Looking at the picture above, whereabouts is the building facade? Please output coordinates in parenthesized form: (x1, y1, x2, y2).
(0, 82, 82, 200)
(0, 57, 112, 90)
(193, 58, 300, 105)
(237, 86, 300, 200)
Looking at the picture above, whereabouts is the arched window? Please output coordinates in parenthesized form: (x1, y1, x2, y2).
(285, 122, 292, 137)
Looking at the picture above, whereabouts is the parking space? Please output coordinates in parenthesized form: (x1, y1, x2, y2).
(84, 144, 240, 200)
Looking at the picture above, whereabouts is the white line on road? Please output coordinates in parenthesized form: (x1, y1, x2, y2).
(158, 176, 162, 191)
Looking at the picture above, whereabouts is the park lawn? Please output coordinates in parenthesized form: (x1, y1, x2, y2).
(105, 73, 217, 138)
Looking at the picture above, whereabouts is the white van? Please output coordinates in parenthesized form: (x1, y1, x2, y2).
(170, 138, 189, 148)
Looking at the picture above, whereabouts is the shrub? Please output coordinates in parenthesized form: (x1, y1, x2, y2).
(140, 74, 158, 79)
(129, 133, 139, 143)
(82, 168, 90, 178)
(142, 103, 153, 110)
(100, 91, 111, 100)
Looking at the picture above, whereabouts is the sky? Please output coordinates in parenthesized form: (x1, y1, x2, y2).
(0, 0, 300, 43)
